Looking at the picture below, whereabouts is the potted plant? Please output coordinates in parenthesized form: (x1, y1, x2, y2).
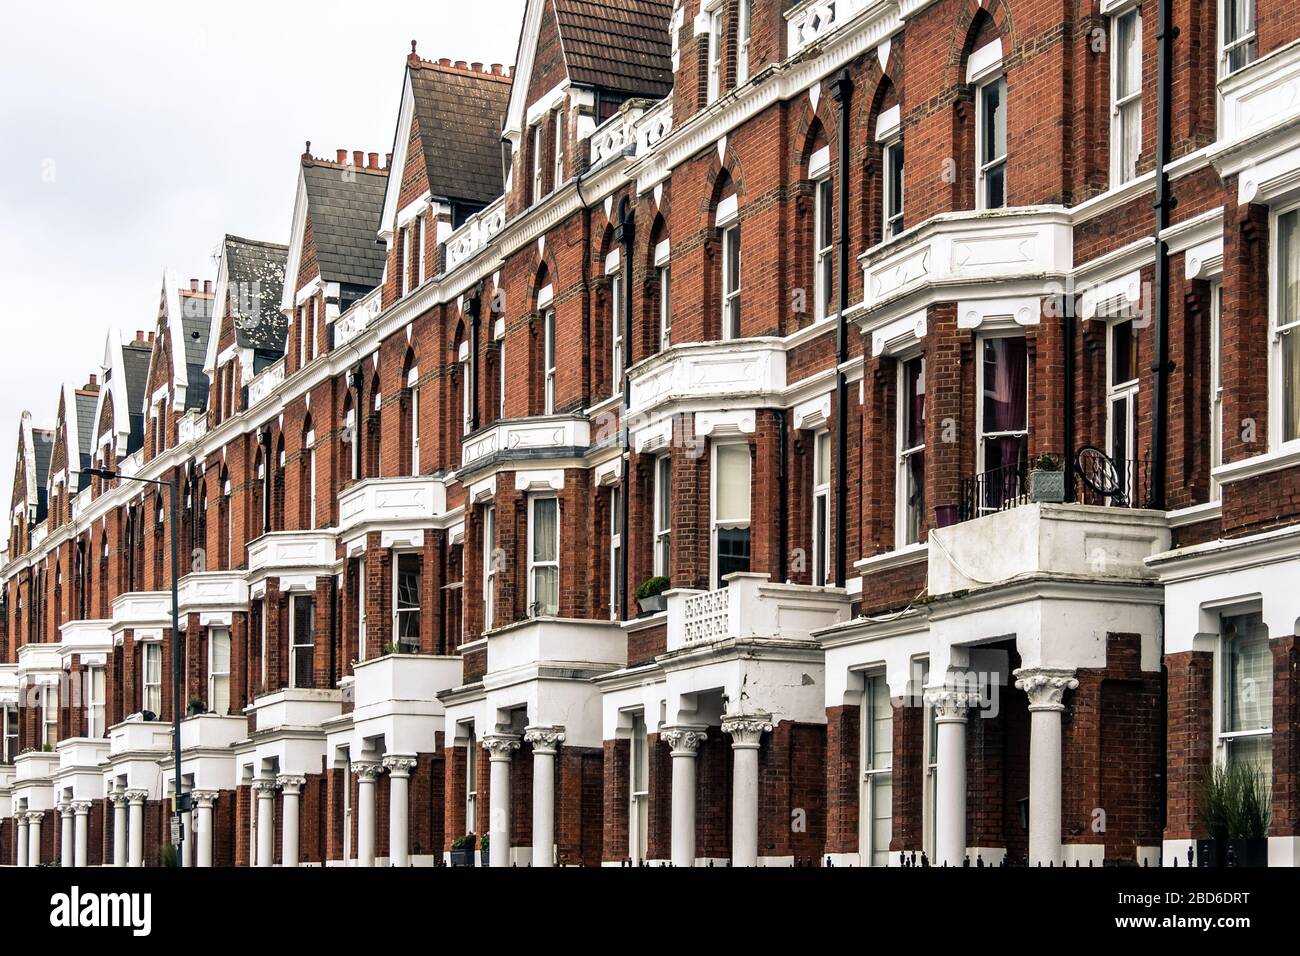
(637, 576, 670, 615)
(449, 833, 476, 868)
(187, 697, 206, 717)
(1198, 761, 1271, 867)
(479, 834, 490, 867)
(1028, 454, 1065, 504)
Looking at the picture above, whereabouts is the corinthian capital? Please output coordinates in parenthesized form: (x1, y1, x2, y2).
(1014, 667, 1079, 712)
(275, 774, 307, 794)
(481, 734, 521, 761)
(352, 761, 384, 782)
(721, 712, 773, 750)
(382, 755, 419, 777)
(191, 791, 219, 809)
(924, 687, 979, 722)
(70, 801, 94, 815)
(523, 726, 565, 754)
(661, 726, 708, 756)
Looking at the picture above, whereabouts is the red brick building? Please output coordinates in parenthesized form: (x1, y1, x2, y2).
(2, 0, 1299, 868)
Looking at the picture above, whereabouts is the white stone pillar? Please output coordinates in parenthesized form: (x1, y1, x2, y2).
(28, 810, 43, 867)
(383, 756, 417, 868)
(60, 804, 74, 867)
(15, 812, 29, 868)
(1015, 667, 1078, 867)
(112, 793, 128, 867)
(277, 775, 305, 868)
(180, 806, 194, 868)
(524, 727, 564, 868)
(72, 802, 91, 868)
(663, 727, 707, 868)
(127, 790, 147, 868)
(926, 688, 974, 867)
(192, 792, 217, 868)
(354, 762, 383, 868)
(482, 734, 520, 868)
(254, 779, 276, 868)
(722, 713, 772, 867)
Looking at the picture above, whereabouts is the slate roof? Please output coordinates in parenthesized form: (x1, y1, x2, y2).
(553, 0, 673, 98)
(32, 428, 53, 520)
(178, 291, 214, 411)
(224, 235, 289, 353)
(122, 340, 152, 452)
(410, 63, 512, 206)
(302, 162, 389, 289)
(74, 390, 97, 471)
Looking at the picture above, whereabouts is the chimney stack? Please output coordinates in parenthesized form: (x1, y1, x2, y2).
(336, 149, 348, 165)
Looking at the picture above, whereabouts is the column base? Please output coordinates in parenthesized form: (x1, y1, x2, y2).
(1137, 845, 1161, 867)
(967, 846, 1007, 867)
(1162, 839, 1197, 868)
(1061, 844, 1105, 868)
(824, 851, 862, 868)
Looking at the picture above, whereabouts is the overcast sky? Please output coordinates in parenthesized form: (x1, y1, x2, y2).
(0, 0, 525, 547)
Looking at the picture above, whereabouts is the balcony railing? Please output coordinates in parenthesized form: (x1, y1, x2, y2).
(247, 357, 285, 408)
(787, 0, 887, 57)
(333, 286, 383, 349)
(588, 97, 673, 170)
(957, 449, 1154, 523)
(444, 197, 506, 272)
(665, 573, 852, 653)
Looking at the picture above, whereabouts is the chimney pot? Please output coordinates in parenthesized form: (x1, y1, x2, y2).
(136, 330, 146, 342)
(353, 150, 364, 168)
(472, 62, 483, 72)
(88, 374, 98, 388)
(368, 152, 379, 169)
(336, 149, 348, 164)
(491, 63, 503, 75)
(386, 153, 393, 167)
(455, 60, 468, 70)
(190, 279, 199, 292)
(439, 58, 451, 66)
(203, 280, 212, 294)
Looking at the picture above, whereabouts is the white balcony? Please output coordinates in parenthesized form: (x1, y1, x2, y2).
(444, 197, 507, 271)
(108, 719, 172, 757)
(56, 737, 110, 771)
(179, 713, 246, 752)
(626, 339, 786, 419)
(859, 207, 1073, 314)
(247, 357, 285, 408)
(177, 570, 249, 614)
(787, 0, 890, 56)
(588, 98, 673, 170)
(333, 286, 383, 349)
(16, 642, 62, 678)
(59, 620, 113, 664)
(247, 530, 336, 577)
(486, 617, 626, 675)
(351, 654, 462, 755)
(177, 409, 208, 445)
(1218, 40, 1300, 151)
(14, 750, 61, 783)
(337, 475, 447, 536)
(927, 502, 1171, 597)
(112, 590, 173, 630)
(664, 573, 853, 653)
(461, 414, 591, 470)
(250, 687, 342, 734)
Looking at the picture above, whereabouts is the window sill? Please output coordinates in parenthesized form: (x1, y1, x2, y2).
(1213, 442, 1300, 485)
(853, 542, 927, 575)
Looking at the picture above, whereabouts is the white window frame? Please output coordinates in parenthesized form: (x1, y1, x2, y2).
(465, 725, 478, 835)
(658, 263, 672, 350)
(1272, 205, 1300, 450)
(356, 556, 367, 663)
(813, 175, 834, 321)
(1210, 281, 1224, 500)
(974, 332, 1029, 479)
(528, 495, 561, 617)
(498, 337, 507, 419)
(42, 683, 58, 748)
(1219, 0, 1257, 78)
(896, 355, 926, 547)
(532, 123, 545, 202)
(1215, 610, 1273, 774)
(610, 269, 624, 397)
(87, 665, 106, 737)
(543, 309, 557, 415)
(654, 454, 671, 578)
(410, 383, 421, 476)
(975, 75, 1008, 211)
(706, 7, 723, 104)
(2, 703, 18, 762)
(736, 0, 752, 85)
(482, 504, 497, 631)
(721, 222, 741, 339)
(922, 665, 938, 863)
(710, 440, 751, 589)
(393, 552, 422, 651)
(609, 485, 622, 621)
(143, 642, 162, 716)
(553, 108, 565, 188)
(257, 599, 268, 692)
(289, 593, 316, 689)
(305, 429, 317, 530)
(1106, 317, 1140, 502)
(859, 672, 893, 867)
(629, 711, 650, 864)
(812, 430, 832, 587)
(883, 138, 904, 239)
(207, 628, 230, 717)
(400, 226, 409, 297)
(1110, 7, 1143, 187)
(461, 355, 473, 437)
(416, 215, 426, 287)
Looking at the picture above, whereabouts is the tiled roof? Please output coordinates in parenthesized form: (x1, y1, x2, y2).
(74, 391, 97, 465)
(410, 62, 512, 207)
(224, 235, 289, 354)
(553, 0, 673, 98)
(122, 340, 151, 452)
(178, 291, 214, 412)
(302, 162, 389, 289)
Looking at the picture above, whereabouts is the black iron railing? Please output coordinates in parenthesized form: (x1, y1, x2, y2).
(957, 448, 1154, 524)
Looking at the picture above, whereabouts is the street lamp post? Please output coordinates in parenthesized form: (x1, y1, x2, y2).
(80, 466, 186, 865)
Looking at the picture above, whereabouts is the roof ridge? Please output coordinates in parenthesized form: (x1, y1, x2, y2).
(407, 41, 513, 82)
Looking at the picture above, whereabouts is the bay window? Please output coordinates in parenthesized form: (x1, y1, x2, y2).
(1219, 612, 1272, 780)
(88, 665, 106, 737)
(394, 553, 421, 651)
(654, 455, 672, 578)
(897, 356, 926, 546)
(977, 76, 1007, 209)
(712, 442, 751, 588)
(483, 504, 497, 631)
(1276, 208, 1300, 445)
(861, 673, 893, 867)
(209, 628, 231, 716)
(977, 336, 1028, 511)
(143, 642, 162, 715)
(1220, 0, 1257, 77)
(290, 594, 316, 688)
(814, 176, 834, 320)
(1111, 7, 1142, 186)
(812, 431, 831, 586)
(529, 496, 560, 616)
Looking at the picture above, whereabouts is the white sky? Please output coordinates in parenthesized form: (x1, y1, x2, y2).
(0, 0, 526, 548)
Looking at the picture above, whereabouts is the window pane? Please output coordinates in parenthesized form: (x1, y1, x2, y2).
(871, 775, 893, 867)
(532, 498, 558, 563)
(982, 78, 1006, 161)
(657, 457, 672, 529)
(1115, 13, 1140, 98)
(868, 675, 893, 769)
(1111, 319, 1138, 384)
(1284, 327, 1300, 443)
(715, 444, 751, 525)
(534, 566, 559, 615)
(1225, 614, 1271, 733)
(818, 179, 833, 248)
(211, 629, 230, 672)
(982, 337, 1028, 433)
(903, 357, 926, 449)
(815, 431, 831, 486)
(716, 527, 751, 584)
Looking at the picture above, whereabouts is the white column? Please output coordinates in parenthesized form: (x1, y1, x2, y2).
(722, 713, 772, 868)
(72, 802, 91, 868)
(482, 734, 520, 868)
(15, 812, 28, 868)
(29, 810, 43, 867)
(112, 793, 128, 867)
(663, 727, 707, 868)
(180, 807, 194, 868)
(277, 775, 305, 868)
(1015, 667, 1078, 867)
(60, 804, 74, 867)
(354, 762, 383, 868)
(192, 792, 217, 868)
(524, 727, 564, 868)
(127, 790, 147, 868)
(926, 687, 974, 867)
(383, 756, 417, 868)
(254, 779, 276, 867)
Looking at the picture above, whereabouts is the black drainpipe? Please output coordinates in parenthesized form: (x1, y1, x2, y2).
(466, 294, 482, 432)
(1149, 0, 1178, 510)
(1063, 306, 1076, 502)
(615, 197, 635, 620)
(775, 410, 788, 583)
(830, 69, 853, 588)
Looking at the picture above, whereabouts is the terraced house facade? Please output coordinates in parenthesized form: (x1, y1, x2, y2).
(2, 0, 1299, 868)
